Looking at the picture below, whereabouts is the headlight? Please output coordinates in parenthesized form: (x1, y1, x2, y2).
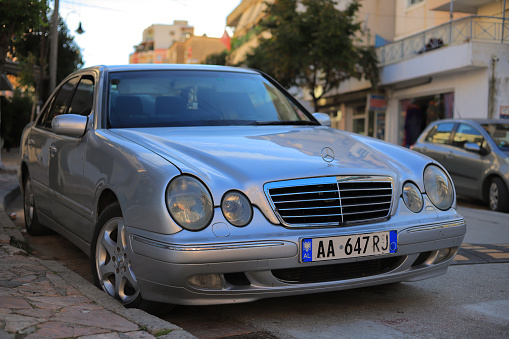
(221, 191, 252, 227)
(166, 176, 213, 231)
(424, 165, 454, 210)
(402, 182, 423, 213)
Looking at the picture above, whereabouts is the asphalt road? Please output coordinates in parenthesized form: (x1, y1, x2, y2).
(5, 196, 509, 338)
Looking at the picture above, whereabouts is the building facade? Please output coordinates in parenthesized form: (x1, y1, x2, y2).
(321, 0, 509, 146)
(226, 0, 509, 147)
(129, 20, 194, 64)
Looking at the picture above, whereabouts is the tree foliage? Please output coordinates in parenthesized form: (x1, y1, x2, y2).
(203, 49, 230, 66)
(245, 0, 379, 110)
(0, 0, 48, 76)
(14, 16, 84, 99)
(1, 90, 32, 149)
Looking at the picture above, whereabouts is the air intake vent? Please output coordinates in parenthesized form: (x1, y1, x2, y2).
(265, 176, 393, 227)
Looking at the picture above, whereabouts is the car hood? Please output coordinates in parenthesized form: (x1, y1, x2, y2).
(111, 126, 431, 213)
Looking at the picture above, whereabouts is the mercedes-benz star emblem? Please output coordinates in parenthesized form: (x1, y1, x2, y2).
(321, 147, 335, 164)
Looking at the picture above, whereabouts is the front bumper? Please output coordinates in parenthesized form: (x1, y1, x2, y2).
(127, 201, 466, 306)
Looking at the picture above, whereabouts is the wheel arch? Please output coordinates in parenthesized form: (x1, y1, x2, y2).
(20, 161, 30, 194)
(96, 188, 120, 219)
(482, 174, 507, 202)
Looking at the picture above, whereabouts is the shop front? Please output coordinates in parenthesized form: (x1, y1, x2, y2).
(398, 92, 454, 147)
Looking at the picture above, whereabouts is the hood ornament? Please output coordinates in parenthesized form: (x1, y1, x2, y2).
(321, 147, 335, 165)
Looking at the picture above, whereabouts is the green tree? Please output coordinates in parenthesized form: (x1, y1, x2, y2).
(245, 0, 379, 111)
(1, 89, 32, 150)
(0, 0, 47, 168)
(14, 16, 84, 101)
(203, 49, 230, 66)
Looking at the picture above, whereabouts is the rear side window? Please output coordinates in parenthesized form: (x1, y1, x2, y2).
(425, 123, 455, 144)
(453, 124, 483, 149)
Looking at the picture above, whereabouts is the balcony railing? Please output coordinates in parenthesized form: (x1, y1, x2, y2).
(377, 16, 508, 67)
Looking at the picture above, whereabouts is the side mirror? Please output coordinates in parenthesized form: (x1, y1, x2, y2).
(52, 114, 88, 138)
(464, 142, 481, 153)
(464, 142, 489, 155)
(313, 113, 331, 127)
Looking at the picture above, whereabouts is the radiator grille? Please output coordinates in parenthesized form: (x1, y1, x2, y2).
(265, 176, 393, 226)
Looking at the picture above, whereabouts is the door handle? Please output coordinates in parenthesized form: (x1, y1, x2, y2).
(28, 139, 35, 146)
(49, 145, 57, 157)
(445, 151, 454, 159)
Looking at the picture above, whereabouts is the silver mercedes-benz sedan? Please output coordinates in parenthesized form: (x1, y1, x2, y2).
(19, 64, 465, 309)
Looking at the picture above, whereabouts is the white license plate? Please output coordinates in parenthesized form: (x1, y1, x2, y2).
(301, 231, 397, 262)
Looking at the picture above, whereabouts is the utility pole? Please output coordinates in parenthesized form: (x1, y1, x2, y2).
(49, 0, 59, 93)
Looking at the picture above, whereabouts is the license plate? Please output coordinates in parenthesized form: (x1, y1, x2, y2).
(301, 231, 397, 263)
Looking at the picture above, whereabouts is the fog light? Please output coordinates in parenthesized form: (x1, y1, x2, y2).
(188, 274, 223, 289)
(433, 248, 453, 264)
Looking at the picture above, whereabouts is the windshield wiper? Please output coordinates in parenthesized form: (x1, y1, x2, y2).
(251, 120, 319, 126)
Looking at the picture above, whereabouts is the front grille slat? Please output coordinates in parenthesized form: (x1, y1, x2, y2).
(266, 176, 393, 226)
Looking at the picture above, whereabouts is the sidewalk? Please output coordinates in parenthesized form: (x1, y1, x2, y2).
(0, 149, 194, 339)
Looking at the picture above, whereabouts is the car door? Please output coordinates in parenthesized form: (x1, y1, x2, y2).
(49, 75, 95, 242)
(25, 79, 77, 223)
(446, 123, 488, 198)
(415, 122, 456, 167)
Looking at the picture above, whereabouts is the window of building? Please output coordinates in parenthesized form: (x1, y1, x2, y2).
(408, 0, 424, 7)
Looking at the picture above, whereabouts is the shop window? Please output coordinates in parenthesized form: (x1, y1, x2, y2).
(399, 92, 454, 146)
(425, 123, 455, 144)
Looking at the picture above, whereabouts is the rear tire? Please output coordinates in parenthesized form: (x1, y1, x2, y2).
(90, 202, 169, 312)
(23, 176, 51, 235)
(488, 177, 509, 212)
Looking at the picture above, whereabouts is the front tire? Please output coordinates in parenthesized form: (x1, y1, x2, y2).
(91, 203, 142, 307)
(90, 203, 168, 313)
(488, 177, 509, 212)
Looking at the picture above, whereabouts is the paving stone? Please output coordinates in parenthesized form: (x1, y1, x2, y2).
(79, 332, 156, 339)
(24, 321, 109, 339)
(16, 308, 56, 319)
(123, 331, 157, 338)
(2, 313, 43, 333)
(0, 234, 10, 244)
(26, 295, 93, 309)
(18, 280, 60, 297)
(14, 274, 38, 283)
(54, 305, 140, 332)
(0, 296, 32, 309)
(0, 307, 12, 314)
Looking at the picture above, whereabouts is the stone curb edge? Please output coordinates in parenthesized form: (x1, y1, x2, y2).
(0, 184, 195, 339)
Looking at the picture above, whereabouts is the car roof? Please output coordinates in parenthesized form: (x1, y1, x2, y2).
(433, 118, 509, 125)
(80, 64, 260, 75)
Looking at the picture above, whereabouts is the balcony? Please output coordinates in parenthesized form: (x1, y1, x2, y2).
(377, 16, 508, 67)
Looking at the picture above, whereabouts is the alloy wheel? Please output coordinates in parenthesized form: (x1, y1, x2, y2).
(95, 217, 140, 304)
(489, 181, 499, 211)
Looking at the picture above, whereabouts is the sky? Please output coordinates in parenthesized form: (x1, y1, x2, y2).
(54, 0, 242, 67)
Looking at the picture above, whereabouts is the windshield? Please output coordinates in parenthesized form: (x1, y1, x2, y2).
(107, 70, 316, 128)
(482, 123, 509, 151)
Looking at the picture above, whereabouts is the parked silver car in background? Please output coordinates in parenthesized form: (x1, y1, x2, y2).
(19, 65, 465, 310)
(412, 119, 509, 212)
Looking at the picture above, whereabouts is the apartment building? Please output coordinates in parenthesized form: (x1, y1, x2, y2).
(227, 0, 509, 146)
(129, 20, 194, 64)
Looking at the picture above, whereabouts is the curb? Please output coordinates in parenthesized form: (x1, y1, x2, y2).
(0, 182, 195, 339)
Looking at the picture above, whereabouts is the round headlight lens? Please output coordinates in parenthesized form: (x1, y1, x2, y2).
(424, 165, 454, 210)
(221, 191, 252, 227)
(166, 176, 213, 231)
(402, 182, 423, 213)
